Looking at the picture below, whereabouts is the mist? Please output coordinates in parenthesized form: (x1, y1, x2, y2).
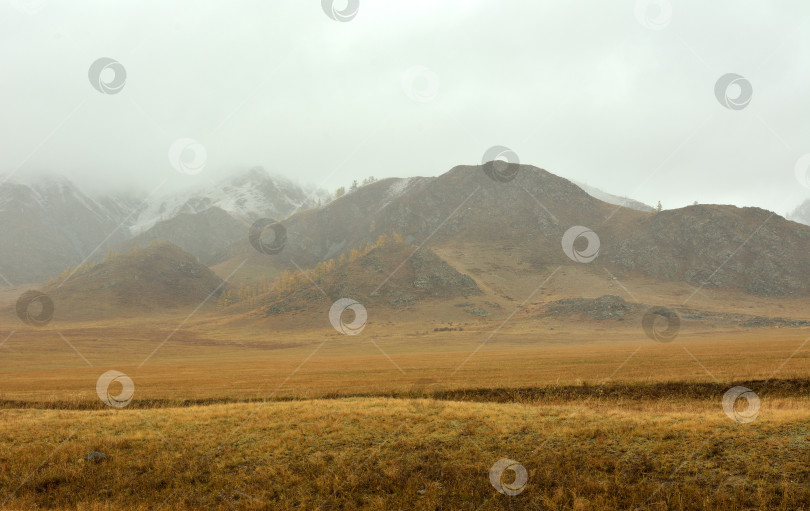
(1, 0, 808, 212)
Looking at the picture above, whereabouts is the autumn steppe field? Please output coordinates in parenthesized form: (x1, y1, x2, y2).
(1, 313, 809, 510)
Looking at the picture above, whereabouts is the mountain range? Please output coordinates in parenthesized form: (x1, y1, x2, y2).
(2, 164, 809, 312)
(0, 168, 318, 284)
(217, 163, 809, 300)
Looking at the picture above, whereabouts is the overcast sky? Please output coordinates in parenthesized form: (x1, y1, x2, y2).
(1, 0, 808, 214)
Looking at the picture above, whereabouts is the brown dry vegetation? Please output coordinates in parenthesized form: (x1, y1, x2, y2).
(1, 312, 809, 509)
(1, 317, 808, 403)
(1, 397, 809, 510)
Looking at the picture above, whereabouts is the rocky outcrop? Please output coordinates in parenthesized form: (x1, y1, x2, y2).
(604, 205, 810, 297)
(541, 295, 639, 320)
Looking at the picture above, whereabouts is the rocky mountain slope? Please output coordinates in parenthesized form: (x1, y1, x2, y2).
(218, 236, 480, 318)
(218, 162, 810, 298)
(606, 204, 810, 296)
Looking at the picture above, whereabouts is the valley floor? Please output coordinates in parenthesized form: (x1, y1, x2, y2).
(1, 318, 808, 509)
(1, 320, 809, 404)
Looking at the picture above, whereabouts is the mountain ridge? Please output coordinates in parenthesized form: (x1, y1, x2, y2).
(0, 167, 319, 284)
(3, 163, 805, 304)
(215, 163, 808, 299)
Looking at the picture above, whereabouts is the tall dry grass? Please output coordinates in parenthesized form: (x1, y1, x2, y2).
(2, 395, 809, 510)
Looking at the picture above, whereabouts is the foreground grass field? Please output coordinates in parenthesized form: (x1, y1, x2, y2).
(2, 395, 809, 510)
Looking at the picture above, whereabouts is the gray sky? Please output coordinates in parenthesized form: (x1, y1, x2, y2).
(1, 0, 809, 213)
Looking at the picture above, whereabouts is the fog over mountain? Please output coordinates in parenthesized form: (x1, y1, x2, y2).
(1, 1, 809, 214)
(788, 199, 810, 226)
(0, 167, 321, 283)
(0, 164, 667, 284)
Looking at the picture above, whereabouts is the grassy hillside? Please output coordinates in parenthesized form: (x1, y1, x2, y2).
(218, 234, 480, 315)
(31, 242, 225, 321)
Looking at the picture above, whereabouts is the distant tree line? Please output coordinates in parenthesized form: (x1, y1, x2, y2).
(317, 176, 377, 207)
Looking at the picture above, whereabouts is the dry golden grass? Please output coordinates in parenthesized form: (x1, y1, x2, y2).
(1, 397, 809, 510)
(0, 316, 808, 404)
(1, 309, 809, 509)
